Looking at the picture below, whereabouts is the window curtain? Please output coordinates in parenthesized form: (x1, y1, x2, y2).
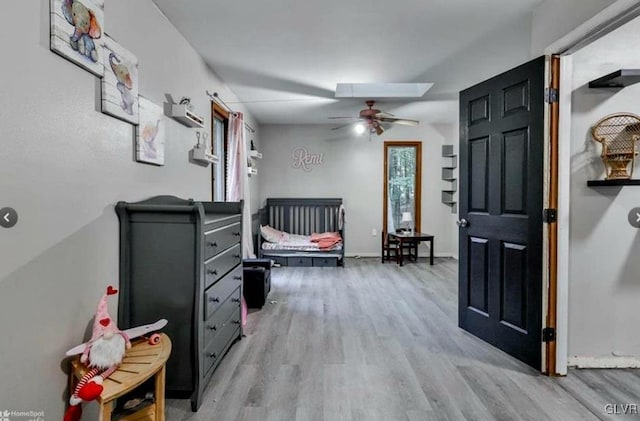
(387, 193, 396, 233)
(226, 111, 255, 259)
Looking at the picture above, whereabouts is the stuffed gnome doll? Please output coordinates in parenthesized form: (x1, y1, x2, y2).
(64, 286, 131, 421)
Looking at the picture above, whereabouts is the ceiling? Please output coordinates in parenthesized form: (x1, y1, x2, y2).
(153, 0, 544, 125)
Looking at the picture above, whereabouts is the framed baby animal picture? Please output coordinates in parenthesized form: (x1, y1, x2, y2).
(136, 97, 165, 166)
(50, 0, 105, 76)
(101, 34, 139, 124)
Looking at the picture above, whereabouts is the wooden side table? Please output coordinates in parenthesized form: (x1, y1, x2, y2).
(69, 333, 172, 421)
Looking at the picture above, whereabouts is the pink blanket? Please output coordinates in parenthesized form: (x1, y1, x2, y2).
(311, 232, 342, 250)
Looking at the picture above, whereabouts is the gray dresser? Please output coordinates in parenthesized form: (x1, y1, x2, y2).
(116, 195, 243, 412)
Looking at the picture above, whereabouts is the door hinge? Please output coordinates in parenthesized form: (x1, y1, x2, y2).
(545, 88, 559, 104)
(543, 208, 557, 223)
(542, 327, 556, 342)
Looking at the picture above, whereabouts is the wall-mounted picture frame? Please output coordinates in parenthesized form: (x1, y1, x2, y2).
(102, 34, 139, 124)
(136, 97, 165, 166)
(50, 0, 105, 77)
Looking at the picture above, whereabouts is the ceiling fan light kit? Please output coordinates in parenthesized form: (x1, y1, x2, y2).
(330, 100, 420, 136)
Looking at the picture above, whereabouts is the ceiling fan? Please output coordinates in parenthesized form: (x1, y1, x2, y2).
(329, 100, 419, 136)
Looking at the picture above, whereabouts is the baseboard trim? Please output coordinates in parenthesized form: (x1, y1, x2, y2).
(567, 355, 640, 368)
(345, 252, 454, 258)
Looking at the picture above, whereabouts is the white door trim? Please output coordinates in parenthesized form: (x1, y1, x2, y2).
(555, 55, 573, 376)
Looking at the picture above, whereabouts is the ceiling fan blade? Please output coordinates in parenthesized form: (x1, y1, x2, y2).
(379, 117, 419, 126)
(375, 111, 395, 118)
(332, 123, 356, 131)
(328, 116, 359, 120)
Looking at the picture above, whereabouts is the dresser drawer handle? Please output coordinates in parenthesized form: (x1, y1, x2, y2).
(208, 241, 218, 248)
(231, 298, 240, 303)
(209, 296, 220, 303)
(232, 320, 241, 325)
(233, 276, 242, 280)
(207, 269, 218, 276)
(232, 231, 241, 237)
(207, 352, 217, 359)
(207, 324, 217, 331)
(234, 254, 241, 259)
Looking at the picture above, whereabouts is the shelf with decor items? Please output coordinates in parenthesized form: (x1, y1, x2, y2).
(441, 145, 457, 213)
(248, 146, 261, 176)
(171, 104, 205, 128)
(191, 131, 218, 166)
(587, 179, 640, 187)
(193, 145, 219, 165)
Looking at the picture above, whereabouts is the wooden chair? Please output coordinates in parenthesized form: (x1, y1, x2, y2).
(381, 230, 418, 264)
(381, 230, 400, 263)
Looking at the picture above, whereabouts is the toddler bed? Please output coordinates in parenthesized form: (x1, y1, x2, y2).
(257, 198, 345, 267)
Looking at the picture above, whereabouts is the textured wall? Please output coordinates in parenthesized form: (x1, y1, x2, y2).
(0, 0, 257, 415)
(568, 15, 640, 360)
(531, 0, 616, 54)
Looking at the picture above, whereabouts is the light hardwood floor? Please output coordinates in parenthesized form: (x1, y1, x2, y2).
(166, 258, 640, 421)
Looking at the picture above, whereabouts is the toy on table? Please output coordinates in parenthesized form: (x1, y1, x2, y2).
(63, 286, 167, 421)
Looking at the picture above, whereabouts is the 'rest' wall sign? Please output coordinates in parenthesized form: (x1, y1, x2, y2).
(291, 147, 325, 172)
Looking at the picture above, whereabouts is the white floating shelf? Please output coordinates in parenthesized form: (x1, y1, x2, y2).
(192, 145, 219, 165)
(249, 150, 263, 159)
(171, 104, 205, 128)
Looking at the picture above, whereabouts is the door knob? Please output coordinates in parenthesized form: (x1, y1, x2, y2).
(456, 218, 469, 228)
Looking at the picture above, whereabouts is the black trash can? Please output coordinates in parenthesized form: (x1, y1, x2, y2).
(243, 259, 271, 308)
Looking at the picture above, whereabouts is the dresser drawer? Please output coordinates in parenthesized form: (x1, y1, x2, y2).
(204, 243, 242, 289)
(289, 256, 313, 266)
(204, 287, 241, 348)
(204, 222, 241, 260)
(205, 265, 242, 319)
(313, 257, 338, 267)
(270, 256, 288, 266)
(203, 310, 241, 375)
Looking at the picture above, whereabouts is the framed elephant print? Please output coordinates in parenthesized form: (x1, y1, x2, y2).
(136, 97, 165, 166)
(101, 34, 139, 124)
(50, 0, 105, 77)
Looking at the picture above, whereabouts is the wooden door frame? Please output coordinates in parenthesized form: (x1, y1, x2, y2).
(211, 102, 230, 201)
(383, 141, 422, 234)
(545, 55, 560, 375)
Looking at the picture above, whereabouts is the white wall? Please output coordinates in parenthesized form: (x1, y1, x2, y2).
(258, 124, 456, 257)
(417, 14, 534, 97)
(531, 0, 616, 55)
(0, 0, 258, 415)
(567, 15, 640, 364)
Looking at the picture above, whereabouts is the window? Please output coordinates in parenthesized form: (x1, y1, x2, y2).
(212, 103, 229, 201)
(383, 141, 422, 233)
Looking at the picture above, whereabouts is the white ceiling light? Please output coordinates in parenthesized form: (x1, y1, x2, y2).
(355, 123, 366, 135)
(335, 83, 433, 99)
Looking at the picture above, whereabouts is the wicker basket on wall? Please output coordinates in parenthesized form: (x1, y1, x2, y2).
(592, 112, 640, 180)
